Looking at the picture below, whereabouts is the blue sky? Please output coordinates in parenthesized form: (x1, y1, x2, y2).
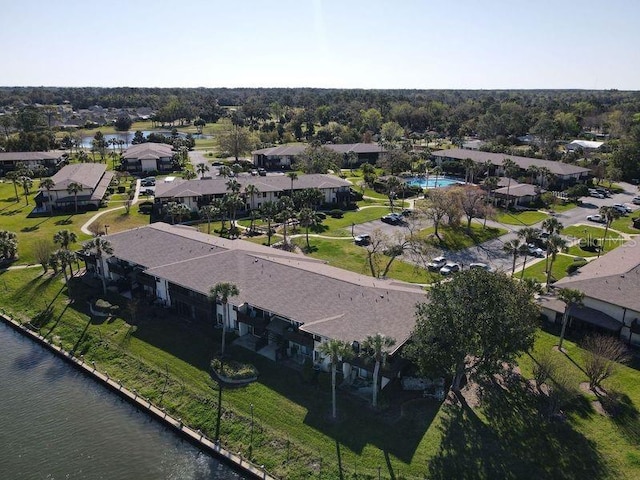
(2, 0, 639, 89)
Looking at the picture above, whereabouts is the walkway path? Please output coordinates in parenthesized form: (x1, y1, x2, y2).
(80, 179, 141, 235)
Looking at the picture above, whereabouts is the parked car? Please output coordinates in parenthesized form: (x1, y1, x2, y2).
(588, 190, 605, 199)
(354, 234, 371, 246)
(613, 203, 632, 214)
(469, 262, 492, 271)
(250, 169, 259, 176)
(257, 168, 267, 176)
(632, 196, 640, 205)
(527, 244, 545, 257)
(587, 214, 606, 223)
(381, 213, 404, 225)
(427, 256, 447, 271)
(440, 262, 461, 275)
(401, 208, 414, 217)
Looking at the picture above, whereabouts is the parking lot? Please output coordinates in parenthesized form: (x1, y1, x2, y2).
(350, 182, 640, 276)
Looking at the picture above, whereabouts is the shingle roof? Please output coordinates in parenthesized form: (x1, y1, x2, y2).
(105, 223, 426, 350)
(49, 163, 107, 190)
(123, 142, 173, 160)
(0, 151, 62, 162)
(494, 183, 540, 198)
(432, 148, 591, 177)
(251, 143, 385, 156)
(154, 174, 352, 199)
(554, 241, 640, 312)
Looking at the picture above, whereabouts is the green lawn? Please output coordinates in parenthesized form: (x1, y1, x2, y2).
(97, 207, 151, 234)
(551, 202, 578, 213)
(422, 223, 508, 251)
(291, 236, 439, 284)
(563, 225, 625, 257)
(0, 180, 94, 265)
(520, 253, 577, 283)
(610, 214, 640, 235)
(1, 267, 639, 479)
(496, 210, 549, 226)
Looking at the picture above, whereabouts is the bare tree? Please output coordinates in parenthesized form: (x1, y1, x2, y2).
(451, 185, 486, 233)
(417, 189, 450, 240)
(582, 334, 630, 392)
(34, 239, 54, 274)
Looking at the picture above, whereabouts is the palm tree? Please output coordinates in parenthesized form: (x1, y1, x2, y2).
(557, 288, 584, 351)
(526, 165, 540, 185)
(40, 177, 55, 215)
(361, 333, 396, 408)
(503, 238, 525, 276)
(259, 201, 278, 246)
(66, 181, 84, 213)
(287, 171, 298, 196)
(541, 217, 564, 273)
(167, 202, 191, 225)
(225, 193, 244, 236)
(598, 206, 621, 258)
(182, 169, 197, 180)
(244, 184, 260, 211)
(196, 162, 210, 179)
(54, 229, 78, 250)
(318, 339, 353, 419)
(463, 158, 474, 184)
(298, 207, 320, 250)
(385, 176, 402, 212)
(80, 237, 114, 295)
(226, 178, 241, 194)
(209, 282, 239, 357)
(19, 175, 33, 205)
(277, 196, 295, 245)
(211, 198, 226, 232)
(56, 249, 77, 294)
(199, 205, 217, 234)
(517, 227, 541, 279)
(502, 158, 518, 208)
(5, 171, 20, 203)
(218, 165, 232, 178)
(545, 234, 568, 290)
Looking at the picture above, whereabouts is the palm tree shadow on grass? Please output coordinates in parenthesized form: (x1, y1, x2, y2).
(428, 375, 610, 480)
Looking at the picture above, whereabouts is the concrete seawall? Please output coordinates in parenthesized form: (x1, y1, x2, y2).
(0, 313, 277, 480)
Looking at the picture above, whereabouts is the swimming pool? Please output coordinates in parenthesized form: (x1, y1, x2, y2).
(405, 176, 462, 189)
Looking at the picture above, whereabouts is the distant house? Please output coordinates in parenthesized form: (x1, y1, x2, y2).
(0, 151, 63, 176)
(462, 139, 485, 150)
(538, 240, 640, 346)
(122, 143, 174, 173)
(252, 143, 385, 169)
(432, 148, 591, 186)
(37, 163, 113, 211)
(565, 140, 605, 152)
(154, 173, 353, 211)
(83, 222, 427, 387)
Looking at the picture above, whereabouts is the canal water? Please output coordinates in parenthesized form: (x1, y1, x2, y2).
(0, 321, 246, 479)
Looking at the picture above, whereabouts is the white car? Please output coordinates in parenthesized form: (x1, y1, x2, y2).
(587, 214, 606, 223)
(527, 244, 545, 257)
(469, 262, 492, 271)
(632, 196, 640, 205)
(427, 256, 447, 271)
(440, 262, 461, 275)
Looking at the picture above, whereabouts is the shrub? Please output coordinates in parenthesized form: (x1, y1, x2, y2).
(210, 358, 258, 380)
(328, 209, 344, 218)
(566, 259, 587, 275)
(117, 186, 126, 194)
(94, 299, 119, 314)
